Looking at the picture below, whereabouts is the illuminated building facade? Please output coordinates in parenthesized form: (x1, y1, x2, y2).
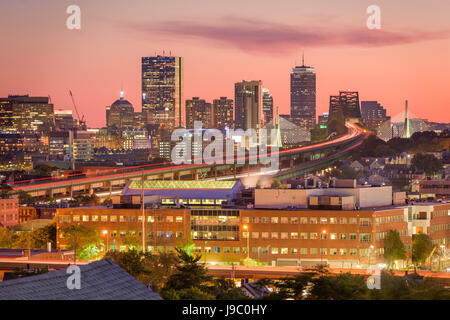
(141, 56, 183, 129)
(234, 80, 263, 131)
(185, 97, 212, 129)
(212, 97, 233, 131)
(0, 95, 54, 132)
(262, 88, 273, 126)
(106, 92, 135, 129)
(290, 60, 316, 131)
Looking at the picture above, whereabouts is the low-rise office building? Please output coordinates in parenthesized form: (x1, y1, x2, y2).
(55, 201, 449, 268)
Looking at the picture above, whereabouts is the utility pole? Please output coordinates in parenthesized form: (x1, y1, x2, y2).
(141, 170, 146, 253)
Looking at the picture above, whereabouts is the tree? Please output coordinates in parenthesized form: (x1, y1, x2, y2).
(411, 153, 442, 176)
(33, 163, 55, 177)
(0, 184, 12, 199)
(60, 225, 102, 260)
(122, 232, 141, 251)
(105, 249, 146, 277)
(383, 230, 406, 268)
(32, 222, 57, 249)
(105, 249, 179, 292)
(163, 247, 213, 292)
(270, 179, 282, 188)
(0, 226, 14, 248)
(18, 191, 35, 205)
(412, 233, 433, 267)
(262, 274, 314, 300)
(307, 273, 369, 300)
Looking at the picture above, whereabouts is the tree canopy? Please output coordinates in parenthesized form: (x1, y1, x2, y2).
(383, 230, 407, 268)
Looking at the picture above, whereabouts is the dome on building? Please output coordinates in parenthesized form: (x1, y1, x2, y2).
(110, 91, 133, 110)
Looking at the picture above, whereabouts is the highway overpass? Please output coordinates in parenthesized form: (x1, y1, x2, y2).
(8, 122, 368, 199)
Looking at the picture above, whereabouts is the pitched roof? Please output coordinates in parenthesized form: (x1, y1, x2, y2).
(0, 259, 162, 300)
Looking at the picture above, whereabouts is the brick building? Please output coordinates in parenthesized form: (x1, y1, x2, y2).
(55, 203, 449, 268)
(0, 199, 19, 227)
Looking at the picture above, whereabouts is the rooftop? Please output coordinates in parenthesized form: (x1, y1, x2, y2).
(0, 259, 162, 300)
(122, 180, 243, 199)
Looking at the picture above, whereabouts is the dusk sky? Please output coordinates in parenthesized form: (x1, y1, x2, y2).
(1, 0, 449, 127)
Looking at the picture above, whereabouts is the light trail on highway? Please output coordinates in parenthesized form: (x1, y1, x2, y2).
(9, 122, 368, 191)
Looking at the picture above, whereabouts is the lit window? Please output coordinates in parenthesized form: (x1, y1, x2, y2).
(261, 232, 269, 239)
(271, 248, 279, 254)
(291, 217, 298, 224)
(320, 217, 327, 224)
(271, 217, 279, 224)
(166, 216, 173, 223)
(110, 215, 117, 222)
(310, 217, 317, 224)
(271, 232, 279, 239)
(280, 232, 288, 240)
(330, 233, 337, 240)
(252, 232, 259, 239)
(290, 232, 298, 239)
(310, 232, 318, 240)
(176, 216, 183, 223)
(280, 217, 288, 224)
(281, 248, 288, 255)
(91, 215, 98, 222)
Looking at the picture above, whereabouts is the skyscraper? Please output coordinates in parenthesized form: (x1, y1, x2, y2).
(212, 97, 233, 130)
(262, 88, 274, 126)
(234, 80, 263, 131)
(141, 56, 183, 130)
(290, 56, 316, 131)
(185, 97, 212, 129)
(106, 91, 135, 129)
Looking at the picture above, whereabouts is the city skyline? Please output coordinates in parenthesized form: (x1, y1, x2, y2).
(0, 0, 449, 127)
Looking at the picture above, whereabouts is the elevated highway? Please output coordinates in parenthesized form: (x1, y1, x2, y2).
(7, 122, 369, 199)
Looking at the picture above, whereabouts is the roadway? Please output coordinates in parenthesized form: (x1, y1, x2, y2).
(8, 122, 368, 196)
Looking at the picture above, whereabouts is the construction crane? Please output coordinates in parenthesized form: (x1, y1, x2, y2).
(69, 90, 86, 129)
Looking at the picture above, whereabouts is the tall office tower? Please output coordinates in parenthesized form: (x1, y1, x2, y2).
(212, 97, 233, 130)
(328, 91, 362, 120)
(361, 101, 390, 132)
(262, 88, 274, 126)
(141, 56, 183, 130)
(0, 95, 54, 132)
(290, 56, 316, 131)
(185, 97, 212, 129)
(234, 80, 263, 131)
(106, 91, 135, 129)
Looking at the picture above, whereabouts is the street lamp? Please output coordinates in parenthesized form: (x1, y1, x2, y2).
(321, 230, 327, 265)
(368, 245, 374, 268)
(102, 230, 109, 253)
(243, 225, 249, 266)
(439, 245, 445, 271)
